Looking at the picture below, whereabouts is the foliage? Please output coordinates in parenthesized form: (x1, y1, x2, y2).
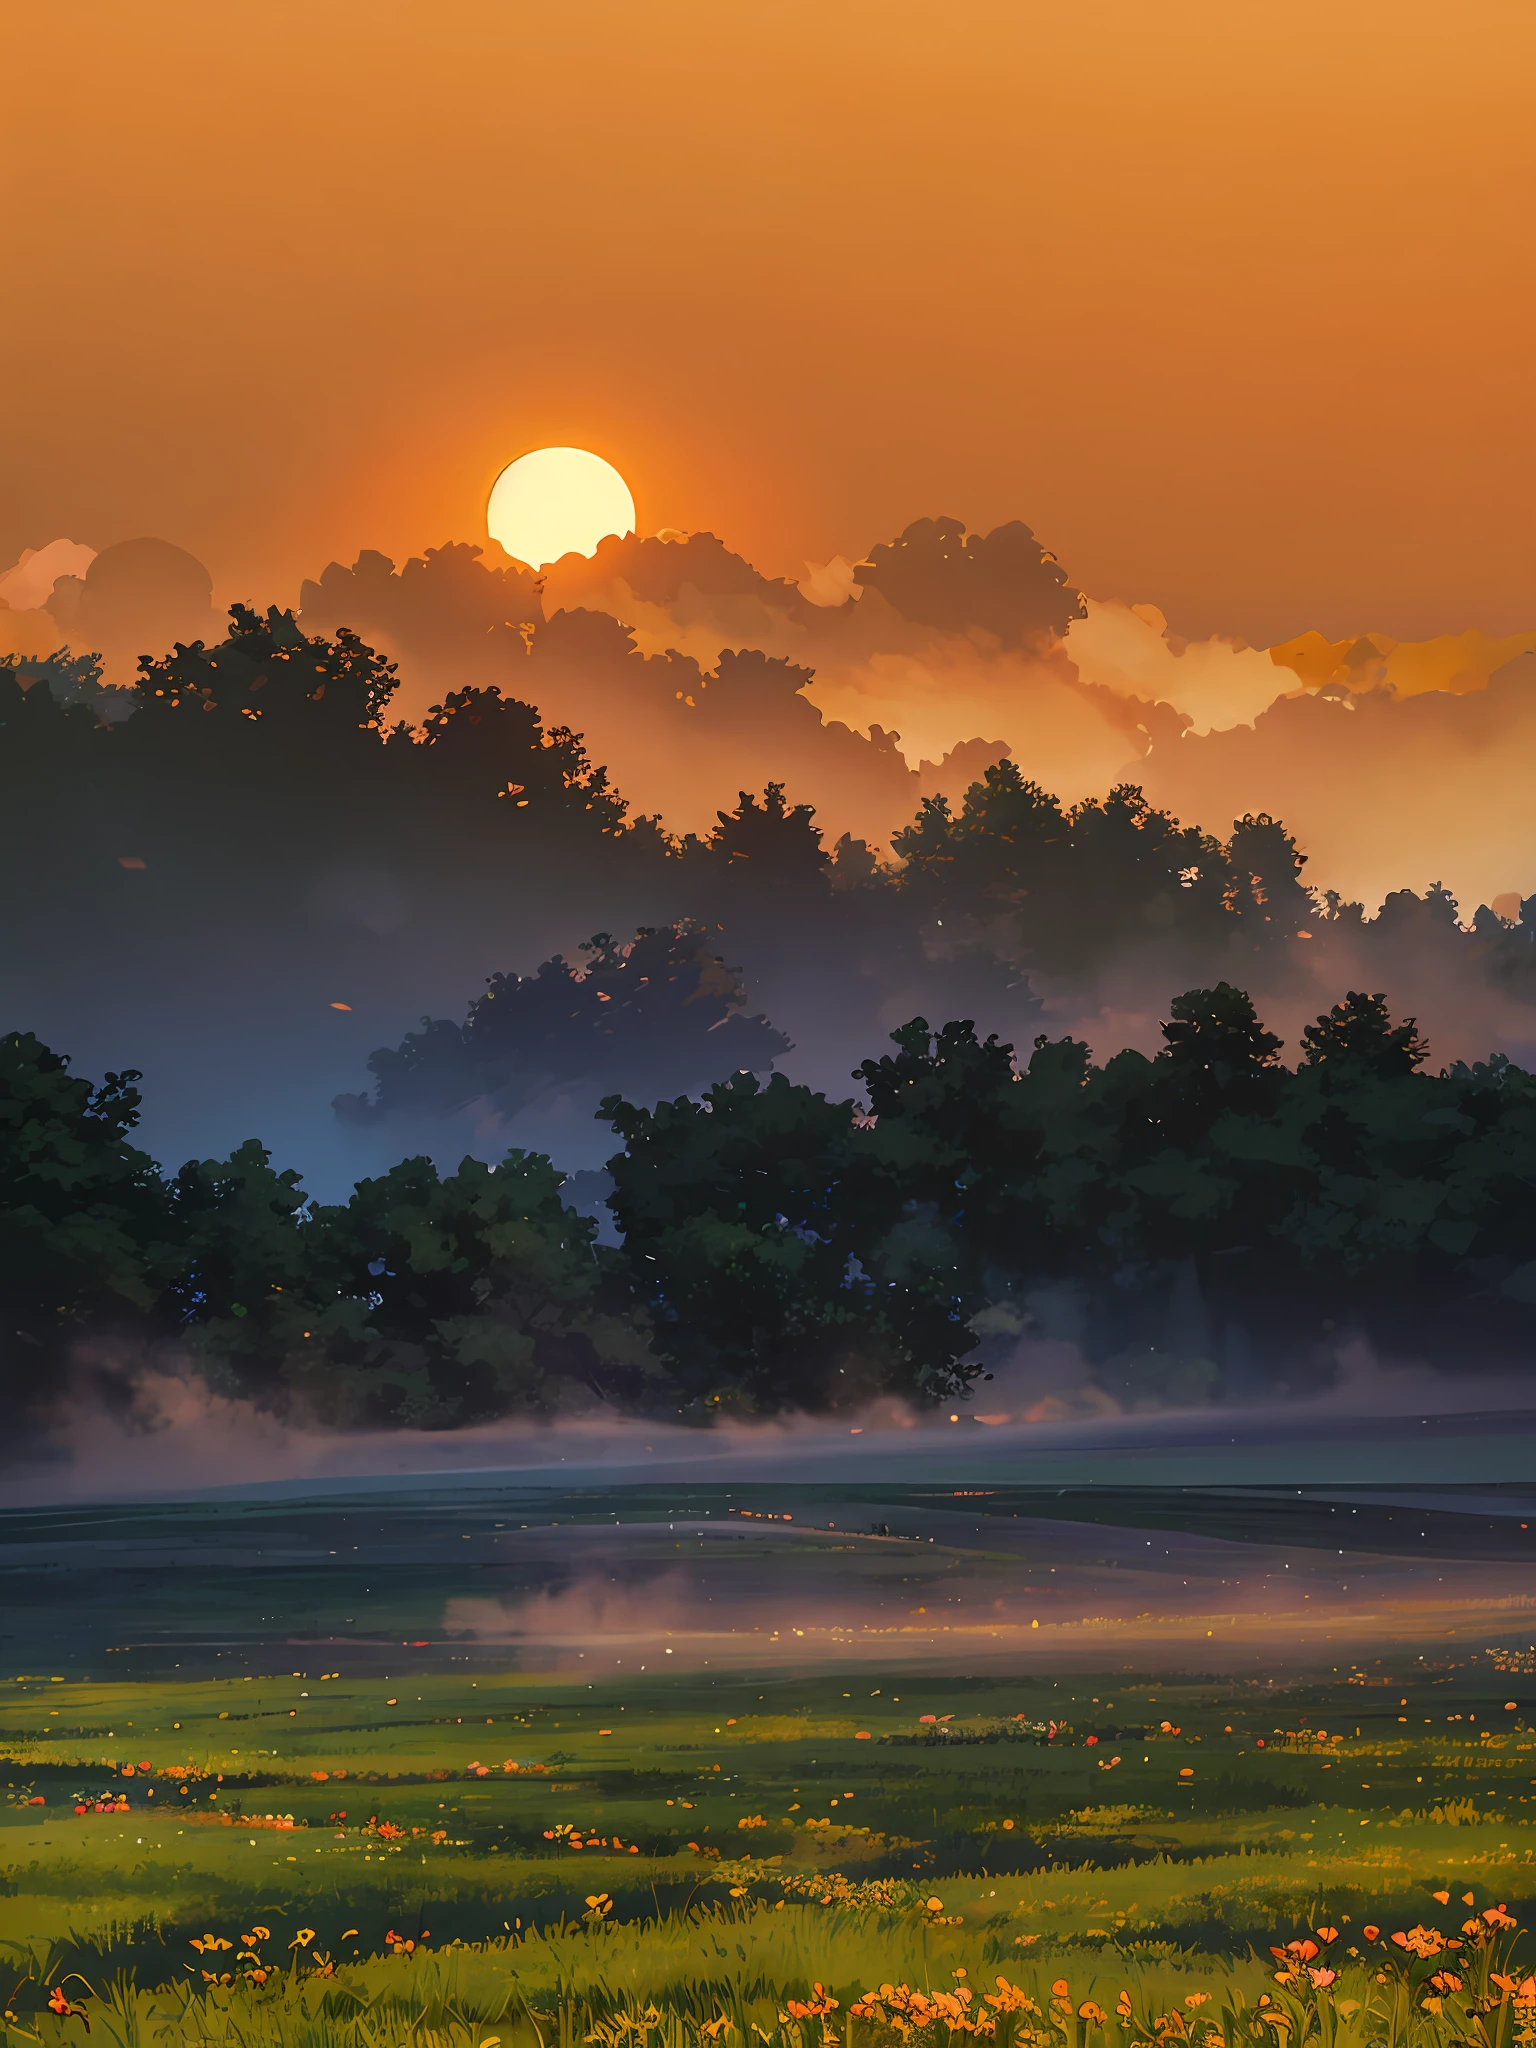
(132, 601, 402, 734)
(292, 1149, 658, 1424)
(893, 769, 1314, 983)
(16, 967, 1536, 1417)
(600, 1069, 978, 1410)
(338, 925, 790, 1124)
(0, 1032, 174, 1412)
(602, 981, 1536, 1403)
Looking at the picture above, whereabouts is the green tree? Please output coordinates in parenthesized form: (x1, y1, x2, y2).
(164, 1141, 321, 1388)
(298, 1151, 652, 1425)
(0, 1033, 174, 1407)
(601, 1070, 979, 1410)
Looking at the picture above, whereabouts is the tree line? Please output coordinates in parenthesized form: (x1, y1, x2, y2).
(8, 979, 1536, 1434)
(7, 602, 1536, 1118)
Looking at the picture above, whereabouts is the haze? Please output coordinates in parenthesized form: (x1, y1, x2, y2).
(6, 0, 1534, 646)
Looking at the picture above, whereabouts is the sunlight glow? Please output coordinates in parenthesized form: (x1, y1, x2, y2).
(486, 447, 635, 569)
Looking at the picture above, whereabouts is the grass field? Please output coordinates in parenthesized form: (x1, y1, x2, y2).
(2, 1481, 1535, 2044)
(4, 1650, 1536, 2043)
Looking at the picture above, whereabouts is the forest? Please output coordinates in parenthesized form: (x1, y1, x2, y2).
(6, 571, 1536, 1435)
(10, 953, 1536, 1430)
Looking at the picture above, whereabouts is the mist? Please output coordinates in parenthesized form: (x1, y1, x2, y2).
(8, 510, 1536, 1446)
(8, 513, 1536, 1206)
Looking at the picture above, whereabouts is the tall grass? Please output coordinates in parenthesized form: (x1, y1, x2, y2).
(4, 1897, 1534, 2048)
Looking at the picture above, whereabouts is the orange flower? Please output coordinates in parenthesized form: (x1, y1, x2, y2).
(1393, 1927, 1446, 1959)
(1271, 1940, 1320, 1963)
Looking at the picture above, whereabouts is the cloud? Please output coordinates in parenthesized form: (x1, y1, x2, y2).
(1065, 599, 1287, 737)
(0, 538, 96, 612)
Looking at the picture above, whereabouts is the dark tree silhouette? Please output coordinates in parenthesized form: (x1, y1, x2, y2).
(1300, 991, 1429, 1079)
(133, 601, 400, 735)
(336, 924, 791, 1124)
(893, 764, 1311, 984)
(1159, 983, 1286, 1116)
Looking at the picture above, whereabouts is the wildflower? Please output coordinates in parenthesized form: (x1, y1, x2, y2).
(986, 1979, 1040, 2016)
(1362, 1926, 1381, 1942)
(1392, 1927, 1446, 1959)
(783, 1985, 839, 2020)
(1079, 2002, 1108, 2025)
(1308, 1969, 1337, 1989)
(1184, 1995, 1211, 2008)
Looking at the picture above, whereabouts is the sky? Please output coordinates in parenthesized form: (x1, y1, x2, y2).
(5, 0, 1534, 646)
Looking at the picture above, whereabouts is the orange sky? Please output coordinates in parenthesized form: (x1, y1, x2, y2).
(7, 0, 1534, 644)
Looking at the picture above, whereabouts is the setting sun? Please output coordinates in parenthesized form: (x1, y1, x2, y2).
(486, 447, 635, 570)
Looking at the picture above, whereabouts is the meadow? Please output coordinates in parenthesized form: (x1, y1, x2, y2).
(2, 1478, 1535, 2046)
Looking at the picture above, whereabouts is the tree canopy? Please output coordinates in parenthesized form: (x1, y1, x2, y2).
(11, 984, 1536, 1442)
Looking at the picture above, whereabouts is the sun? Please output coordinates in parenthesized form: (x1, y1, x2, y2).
(486, 447, 636, 569)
